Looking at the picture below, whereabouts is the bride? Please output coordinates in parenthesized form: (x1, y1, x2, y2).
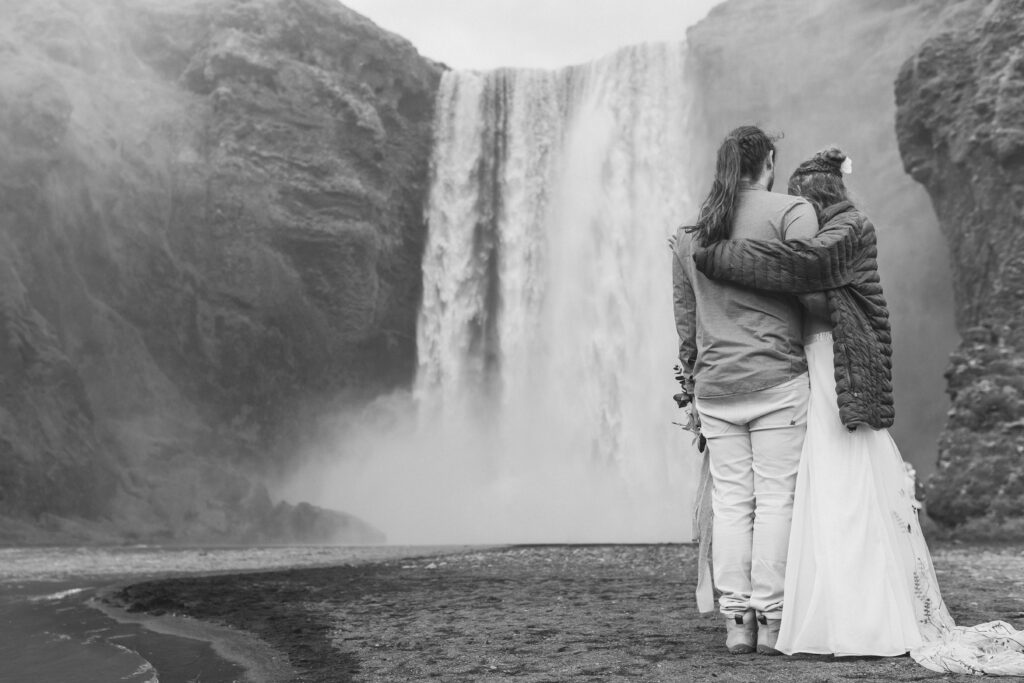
(691, 146, 1024, 674)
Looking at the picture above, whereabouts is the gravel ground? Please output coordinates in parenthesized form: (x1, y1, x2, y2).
(112, 542, 1024, 682)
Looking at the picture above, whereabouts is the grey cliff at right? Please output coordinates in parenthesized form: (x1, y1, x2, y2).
(896, 0, 1024, 535)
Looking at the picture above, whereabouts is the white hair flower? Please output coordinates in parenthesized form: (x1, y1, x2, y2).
(840, 157, 853, 175)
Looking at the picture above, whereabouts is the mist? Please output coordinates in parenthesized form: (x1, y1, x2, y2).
(277, 391, 699, 544)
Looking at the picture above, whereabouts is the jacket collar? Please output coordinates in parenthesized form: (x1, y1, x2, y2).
(821, 200, 855, 222)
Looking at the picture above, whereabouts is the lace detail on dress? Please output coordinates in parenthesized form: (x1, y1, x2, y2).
(904, 494, 1024, 675)
(804, 331, 833, 345)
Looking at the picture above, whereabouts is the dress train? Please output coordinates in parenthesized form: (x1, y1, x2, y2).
(775, 333, 1024, 674)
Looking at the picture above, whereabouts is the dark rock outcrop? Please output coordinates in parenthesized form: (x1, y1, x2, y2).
(896, 0, 1024, 535)
(685, 0, 959, 474)
(0, 0, 440, 543)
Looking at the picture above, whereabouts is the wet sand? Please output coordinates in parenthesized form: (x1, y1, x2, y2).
(0, 545, 466, 683)
(1, 582, 247, 683)
(110, 542, 1024, 682)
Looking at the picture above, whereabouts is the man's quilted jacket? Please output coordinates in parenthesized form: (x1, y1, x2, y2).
(692, 200, 894, 430)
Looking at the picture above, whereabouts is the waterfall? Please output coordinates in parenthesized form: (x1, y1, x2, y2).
(411, 43, 700, 542)
(280, 43, 702, 543)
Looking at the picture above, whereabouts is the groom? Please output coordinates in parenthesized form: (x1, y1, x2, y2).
(672, 125, 818, 655)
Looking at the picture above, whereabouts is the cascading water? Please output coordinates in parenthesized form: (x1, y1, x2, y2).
(282, 42, 703, 544)
(411, 43, 701, 542)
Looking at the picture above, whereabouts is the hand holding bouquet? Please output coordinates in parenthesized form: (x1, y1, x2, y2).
(671, 363, 706, 452)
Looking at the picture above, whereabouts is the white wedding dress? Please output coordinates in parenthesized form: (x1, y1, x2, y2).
(775, 332, 1024, 674)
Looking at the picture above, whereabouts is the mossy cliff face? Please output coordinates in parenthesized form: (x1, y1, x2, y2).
(685, 0, 959, 475)
(0, 0, 439, 542)
(895, 0, 1024, 533)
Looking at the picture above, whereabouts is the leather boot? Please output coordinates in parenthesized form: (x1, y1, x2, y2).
(756, 612, 782, 655)
(725, 609, 756, 654)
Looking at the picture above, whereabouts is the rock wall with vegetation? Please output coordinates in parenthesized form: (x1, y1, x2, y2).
(0, 0, 440, 543)
(896, 0, 1024, 535)
(685, 0, 960, 476)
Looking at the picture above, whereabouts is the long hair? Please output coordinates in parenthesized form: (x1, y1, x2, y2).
(693, 126, 778, 246)
(787, 146, 850, 216)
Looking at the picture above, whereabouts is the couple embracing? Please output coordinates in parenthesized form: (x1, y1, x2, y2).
(672, 125, 1024, 673)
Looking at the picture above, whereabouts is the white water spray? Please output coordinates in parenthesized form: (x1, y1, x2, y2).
(284, 43, 702, 544)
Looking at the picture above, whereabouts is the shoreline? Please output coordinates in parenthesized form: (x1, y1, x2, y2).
(92, 589, 295, 683)
(1, 581, 248, 683)
(0, 544, 483, 683)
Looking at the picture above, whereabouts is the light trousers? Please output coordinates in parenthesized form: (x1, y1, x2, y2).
(696, 374, 809, 619)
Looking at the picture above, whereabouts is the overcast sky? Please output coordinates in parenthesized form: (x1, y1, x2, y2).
(340, 0, 723, 70)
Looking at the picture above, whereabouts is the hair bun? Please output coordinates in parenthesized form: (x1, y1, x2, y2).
(815, 146, 847, 171)
(791, 145, 849, 179)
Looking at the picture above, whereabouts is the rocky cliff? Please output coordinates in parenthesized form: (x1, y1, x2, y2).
(896, 0, 1024, 534)
(685, 0, 959, 475)
(0, 0, 440, 543)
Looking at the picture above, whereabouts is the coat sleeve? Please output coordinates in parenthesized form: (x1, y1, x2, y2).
(692, 213, 861, 293)
(672, 245, 698, 396)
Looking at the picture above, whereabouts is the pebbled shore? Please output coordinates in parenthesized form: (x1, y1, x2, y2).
(112, 543, 1024, 682)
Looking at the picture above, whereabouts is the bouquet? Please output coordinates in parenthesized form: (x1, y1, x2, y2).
(672, 363, 706, 452)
